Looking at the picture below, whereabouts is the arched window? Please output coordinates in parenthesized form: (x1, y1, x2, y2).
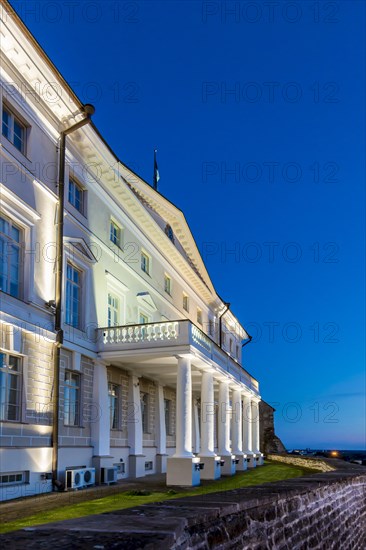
(165, 224, 175, 243)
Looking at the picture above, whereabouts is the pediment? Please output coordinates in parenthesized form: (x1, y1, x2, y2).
(64, 237, 98, 263)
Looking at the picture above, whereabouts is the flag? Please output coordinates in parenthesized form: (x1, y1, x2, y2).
(153, 149, 160, 190)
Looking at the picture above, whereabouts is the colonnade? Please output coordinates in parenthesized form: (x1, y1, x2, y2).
(167, 356, 263, 486)
(91, 357, 263, 487)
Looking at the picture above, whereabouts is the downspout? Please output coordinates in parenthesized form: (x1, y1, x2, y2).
(52, 104, 95, 486)
(218, 302, 230, 348)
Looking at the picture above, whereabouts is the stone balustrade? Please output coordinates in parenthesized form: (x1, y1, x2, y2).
(97, 320, 259, 393)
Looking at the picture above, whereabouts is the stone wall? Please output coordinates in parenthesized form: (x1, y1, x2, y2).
(259, 400, 286, 454)
(267, 453, 335, 472)
(4, 462, 365, 549)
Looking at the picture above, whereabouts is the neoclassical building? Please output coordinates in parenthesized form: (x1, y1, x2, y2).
(0, 0, 262, 501)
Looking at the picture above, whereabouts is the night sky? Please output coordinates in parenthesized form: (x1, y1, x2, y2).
(10, 0, 365, 449)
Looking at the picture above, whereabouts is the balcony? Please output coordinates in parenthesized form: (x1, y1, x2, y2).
(97, 320, 259, 393)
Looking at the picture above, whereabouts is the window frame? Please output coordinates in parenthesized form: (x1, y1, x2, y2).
(0, 214, 23, 300)
(164, 398, 172, 435)
(108, 382, 120, 430)
(64, 370, 81, 427)
(109, 219, 122, 248)
(107, 292, 120, 327)
(0, 352, 23, 423)
(164, 273, 172, 295)
(141, 392, 150, 433)
(2, 103, 27, 156)
(140, 250, 150, 275)
(68, 176, 86, 215)
(0, 471, 28, 486)
(65, 262, 83, 330)
(197, 307, 203, 325)
(183, 293, 189, 312)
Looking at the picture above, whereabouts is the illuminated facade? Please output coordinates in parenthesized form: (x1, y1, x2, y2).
(0, 1, 262, 501)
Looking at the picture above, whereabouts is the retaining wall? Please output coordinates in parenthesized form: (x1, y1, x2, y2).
(1, 461, 365, 549)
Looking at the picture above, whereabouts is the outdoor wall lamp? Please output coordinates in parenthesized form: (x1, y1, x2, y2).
(45, 300, 56, 312)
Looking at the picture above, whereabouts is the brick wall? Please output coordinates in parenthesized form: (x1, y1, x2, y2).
(58, 350, 93, 447)
(6, 463, 365, 548)
(0, 330, 54, 449)
(180, 468, 366, 549)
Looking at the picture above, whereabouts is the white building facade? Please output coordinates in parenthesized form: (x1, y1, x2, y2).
(0, 1, 262, 501)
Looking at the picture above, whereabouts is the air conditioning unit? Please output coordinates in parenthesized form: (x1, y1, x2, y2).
(83, 467, 96, 486)
(65, 468, 85, 490)
(101, 467, 118, 485)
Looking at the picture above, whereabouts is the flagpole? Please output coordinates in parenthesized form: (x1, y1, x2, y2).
(153, 148, 159, 191)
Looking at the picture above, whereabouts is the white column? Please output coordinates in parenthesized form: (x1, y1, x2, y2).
(155, 384, 166, 455)
(199, 372, 216, 457)
(231, 389, 243, 455)
(218, 381, 231, 455)
(127, 375, 143, 455)
(174, 356, 193, 458)
(192, 399, 200, 454)
(252, 400, 260, 453)
(91, 361, 110, 456)
(242, 394, 252, 453)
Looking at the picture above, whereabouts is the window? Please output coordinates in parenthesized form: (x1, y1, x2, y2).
(110, 220, 121, 247)
(164, 274, 171, 295)
(183, 293, 189, 312)
(139, 312, 149, 337)
(141, 392, 149, 433)
(108, 293, 120, 327)
(2, 105, 26, 154)
(139, 312, 149, 324)
(0, 215, 22, 299)
(164, 398, 171, 435)
(197, 308, 202, 325)
(64, 371, 80, 426)
(65, 263, 82, 329)
(0, 353, 22, 422)
(141, 251, 150, 274)
(68, 177, 84, 214)
(0, 471, 27, 486)
(165, 224, 175, 243)
(236, 345, 239, 359)
(108, 383, 119, 429)
(208, 320, 214, 337)
(229, 339, 233, 353)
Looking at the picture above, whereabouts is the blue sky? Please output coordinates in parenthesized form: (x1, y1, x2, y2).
(12, 0, 365, 449)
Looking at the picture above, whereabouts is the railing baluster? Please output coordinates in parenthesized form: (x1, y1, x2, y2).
(98, 321, 257, 394)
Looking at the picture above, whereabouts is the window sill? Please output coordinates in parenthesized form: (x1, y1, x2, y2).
(64, 424, 85, 429)
(109, 241, 123, 251)
(66, 203, 87, 220)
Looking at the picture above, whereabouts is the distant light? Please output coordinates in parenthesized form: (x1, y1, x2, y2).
(330, 451, 339, 457)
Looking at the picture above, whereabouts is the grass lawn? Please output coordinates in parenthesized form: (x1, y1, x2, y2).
(0, 461, 317, 534)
